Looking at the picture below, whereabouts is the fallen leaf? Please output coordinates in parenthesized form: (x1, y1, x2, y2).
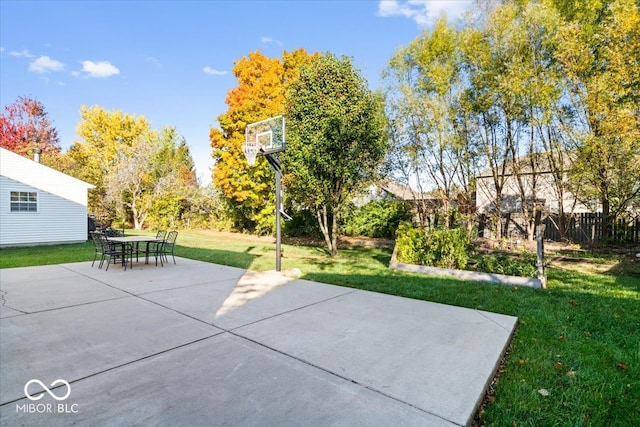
(519, 359, 526, 365)
(616, 362, 627, 370)
(538, 388, 550, 397)
(568, 300, 578, 306)
(554, 362, 563, 370)
(559, 336, 566, 341)
(566, 371, 576, 378)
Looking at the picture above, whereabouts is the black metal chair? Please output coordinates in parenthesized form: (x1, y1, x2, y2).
(100, 234, 132, 271)
(140, 230, 166, 266)
(160, 231, 178, 264)
(104, 229, 123, 237)
(90, 231, 104, 267)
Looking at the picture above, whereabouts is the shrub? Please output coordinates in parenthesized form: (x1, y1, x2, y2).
(283, 208, 322, 238)
(475, 253, 538, 277)
(395, 223, 472, 269)
(423, 227, 472, 269)
(395, 222, 427, 265)
(342, 199, 413, 238)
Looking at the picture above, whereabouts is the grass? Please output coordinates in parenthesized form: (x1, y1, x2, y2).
(1, 229, 639, 425)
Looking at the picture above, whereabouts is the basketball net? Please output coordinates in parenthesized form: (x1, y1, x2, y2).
(242, 141, 260, 166)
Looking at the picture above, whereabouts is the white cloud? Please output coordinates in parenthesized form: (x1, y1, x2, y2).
(29, 55, 65, 73)
(79, 60, 120, 78)
(378, 0, 472, 26)
(261, 36, 283, 46)
(203, 66, 227, 76)
(146, 56, 162, 67)
(9, 49, 34, 58)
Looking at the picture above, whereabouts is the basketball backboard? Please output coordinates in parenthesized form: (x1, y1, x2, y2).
(245, 115, 285, 158)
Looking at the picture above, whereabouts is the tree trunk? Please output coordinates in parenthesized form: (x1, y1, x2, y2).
(601, 192, 611, 243)
(316, 205, 337, 256)
(330, 209, 338, 257)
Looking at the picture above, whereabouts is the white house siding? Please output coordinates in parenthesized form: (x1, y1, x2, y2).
(0, 176, 88, 246)
(0, 148, 93, 247)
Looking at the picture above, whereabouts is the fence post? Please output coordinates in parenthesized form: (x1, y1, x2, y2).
(537, 224, 547, 289)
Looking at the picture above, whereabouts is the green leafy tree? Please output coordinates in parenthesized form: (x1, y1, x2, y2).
(458, 0, 568, 241)
(104, 127, 197, 230)
(284, 53, 388, 256)
(555, 0, 640, 236)
(384, 17, 478, 229)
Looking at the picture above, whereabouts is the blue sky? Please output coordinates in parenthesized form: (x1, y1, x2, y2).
(1, 0, 472, 185)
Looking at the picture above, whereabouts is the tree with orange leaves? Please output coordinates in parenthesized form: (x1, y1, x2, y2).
(210, 49, 315, 233)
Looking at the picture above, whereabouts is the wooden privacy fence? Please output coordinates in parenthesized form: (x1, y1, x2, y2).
(543, 213, 640, 245)
(478, 213, 640, 245)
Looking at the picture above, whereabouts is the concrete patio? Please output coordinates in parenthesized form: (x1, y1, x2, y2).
(0, 258, 517, 426)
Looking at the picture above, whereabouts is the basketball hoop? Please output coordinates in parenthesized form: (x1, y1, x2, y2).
(242, 115, 287, 272)
(242, 141, 261, 166)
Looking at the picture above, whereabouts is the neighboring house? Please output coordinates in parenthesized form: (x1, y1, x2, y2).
(475, 155, 593, 216)
(355, 179, 446, 226)
(356, 179, 436, 206)
(0, 147, 94, 247)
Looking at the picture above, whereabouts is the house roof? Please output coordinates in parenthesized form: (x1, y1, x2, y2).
(0, 147, 94, 205)
(380, 179, 431, 201)
(476, 151, 575, 179)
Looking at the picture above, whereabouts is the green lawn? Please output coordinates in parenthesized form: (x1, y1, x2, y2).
(1, 229, 638, 425)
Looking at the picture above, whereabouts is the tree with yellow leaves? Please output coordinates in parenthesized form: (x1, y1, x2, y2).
(210, 49, 315, 233)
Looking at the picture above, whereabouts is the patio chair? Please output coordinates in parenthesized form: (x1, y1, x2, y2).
(160, 231, 178, 264)
(100, 234, 133, 271)
(139, 230, 167, 266)
(90, 231, 104, 267)
(104, 229, 123, 237)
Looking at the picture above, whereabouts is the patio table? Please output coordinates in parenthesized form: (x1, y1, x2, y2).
(107, 236, 163, 265)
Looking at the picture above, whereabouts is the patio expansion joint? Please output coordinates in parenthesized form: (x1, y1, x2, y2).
(60, 265, 221, 329)
(227, 329, 460, 426)
(474, 309, 519, 333)
(220, 288, 359, 332)
(218, 288, 462, 426)
(134, 279, 229, 298)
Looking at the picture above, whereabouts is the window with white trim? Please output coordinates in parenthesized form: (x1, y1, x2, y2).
(10, 191, 38, 212)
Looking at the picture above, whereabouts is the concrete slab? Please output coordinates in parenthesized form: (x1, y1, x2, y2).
(0, 264, 79, 285)
(213, 278, 356, 330)
(1, 334, 456, 426)
(142, 272, 354, 329)
(0, 275, 127, 315)
(0, 297, 221, 404)
(63, 258, 246, 294)
(0, 302, 22, 319)
(235, 289, 517, 426)
(0, 260, 517, 426)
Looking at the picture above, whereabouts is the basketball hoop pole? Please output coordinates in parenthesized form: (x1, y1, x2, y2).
(244, 115, 286, 272)
(265, 154, 282, 272)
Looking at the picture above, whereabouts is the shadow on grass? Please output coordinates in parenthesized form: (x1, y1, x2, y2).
(606, 254, 640, 279)
(176, 245, 258, 270)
